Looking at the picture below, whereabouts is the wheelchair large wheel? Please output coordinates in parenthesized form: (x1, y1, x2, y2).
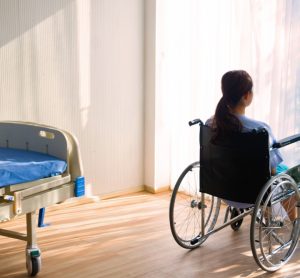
(250, 174, 300, 272)
(169, 161, 221, 249)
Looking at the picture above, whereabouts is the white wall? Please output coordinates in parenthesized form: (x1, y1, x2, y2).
(144, 0, 156, 189)
(143, 0, 172, 193)
(0, 0, 145, 196)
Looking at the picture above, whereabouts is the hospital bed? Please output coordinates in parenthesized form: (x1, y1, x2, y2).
(169, 119, 300, 272)
(0, 121, 84, 276)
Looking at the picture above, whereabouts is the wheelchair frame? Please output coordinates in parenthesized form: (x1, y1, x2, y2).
(169, 119, 300, 272)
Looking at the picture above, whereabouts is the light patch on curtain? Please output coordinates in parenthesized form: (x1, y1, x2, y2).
(158, 0, 300, 187)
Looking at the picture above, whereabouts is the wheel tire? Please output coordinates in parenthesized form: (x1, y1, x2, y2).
(30, 257, 39, 276)
(250, 174, 300, 272)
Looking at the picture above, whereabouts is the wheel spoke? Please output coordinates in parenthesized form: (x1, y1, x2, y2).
(170, 162, 220, 249)
(251, 174, 300, 271)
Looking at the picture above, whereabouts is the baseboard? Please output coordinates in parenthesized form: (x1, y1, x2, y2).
(100, 185, 145, 200)
(101, 184, 170, 199)
(54, 184, 170, 206)
(144, 185, 170, 194)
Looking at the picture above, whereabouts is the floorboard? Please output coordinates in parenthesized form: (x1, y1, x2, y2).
(0, 191, 300, 277)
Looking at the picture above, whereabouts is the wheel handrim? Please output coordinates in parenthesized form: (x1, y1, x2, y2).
(251, 174, 300, 271)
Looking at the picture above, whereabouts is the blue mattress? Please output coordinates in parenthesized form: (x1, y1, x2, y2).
(0, 147, 67, 188)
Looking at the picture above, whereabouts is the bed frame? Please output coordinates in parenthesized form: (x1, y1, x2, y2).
(0, 121, 84, 276)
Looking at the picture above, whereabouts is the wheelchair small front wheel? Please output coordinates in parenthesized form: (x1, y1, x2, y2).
(169, 161, 221, 249)
(230, 207, 244, 231)
(250, 174, 300, 272)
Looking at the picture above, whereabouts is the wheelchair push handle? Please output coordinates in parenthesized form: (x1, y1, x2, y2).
(272, 133, 300, 149)
(189, 119, 203, 126)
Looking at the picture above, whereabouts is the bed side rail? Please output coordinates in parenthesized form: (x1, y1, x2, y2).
(0, 121, 83, 180)
(272, 133, 300, 149)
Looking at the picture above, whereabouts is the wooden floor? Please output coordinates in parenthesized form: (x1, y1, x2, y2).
(1, 191, 300, 278)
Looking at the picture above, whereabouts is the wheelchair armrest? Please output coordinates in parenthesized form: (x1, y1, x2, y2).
(272, 133, 300, 148)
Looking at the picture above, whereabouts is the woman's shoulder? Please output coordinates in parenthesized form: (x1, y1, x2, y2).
(205, 116, 214, 126)
(236, 115, 271, 131)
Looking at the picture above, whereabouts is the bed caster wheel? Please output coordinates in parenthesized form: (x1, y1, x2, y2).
(26, 248, 41, 276)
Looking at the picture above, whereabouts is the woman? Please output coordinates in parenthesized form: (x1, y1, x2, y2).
(207, 70, 295, 219)
(207, 70, 283, 174)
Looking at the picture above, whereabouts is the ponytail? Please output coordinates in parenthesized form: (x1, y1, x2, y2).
(212, 96, 242, 137)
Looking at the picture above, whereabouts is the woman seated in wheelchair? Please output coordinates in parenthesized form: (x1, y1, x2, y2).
(206, 70, 296, 221)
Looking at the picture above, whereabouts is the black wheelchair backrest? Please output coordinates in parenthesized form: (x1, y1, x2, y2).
(200, 124, 271, 204)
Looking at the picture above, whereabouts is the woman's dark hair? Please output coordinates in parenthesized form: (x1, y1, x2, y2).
(213, 70, 253, 135)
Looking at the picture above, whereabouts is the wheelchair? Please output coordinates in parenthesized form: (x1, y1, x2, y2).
(169, 119, 300, 272)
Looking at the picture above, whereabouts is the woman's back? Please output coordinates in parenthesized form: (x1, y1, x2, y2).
(210, 70, 283, 171)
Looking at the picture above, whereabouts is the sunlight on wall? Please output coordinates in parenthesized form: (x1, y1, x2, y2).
(0, 4, 76, 123)
(159, 0, 300, 185)
(77, 0, 91, 129)
(0, 0, 145, 196)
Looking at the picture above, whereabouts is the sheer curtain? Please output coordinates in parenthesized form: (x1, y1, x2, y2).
(158, 0, 300, 187)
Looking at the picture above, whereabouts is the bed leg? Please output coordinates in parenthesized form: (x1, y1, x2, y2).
(26, 212, 37, 248)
